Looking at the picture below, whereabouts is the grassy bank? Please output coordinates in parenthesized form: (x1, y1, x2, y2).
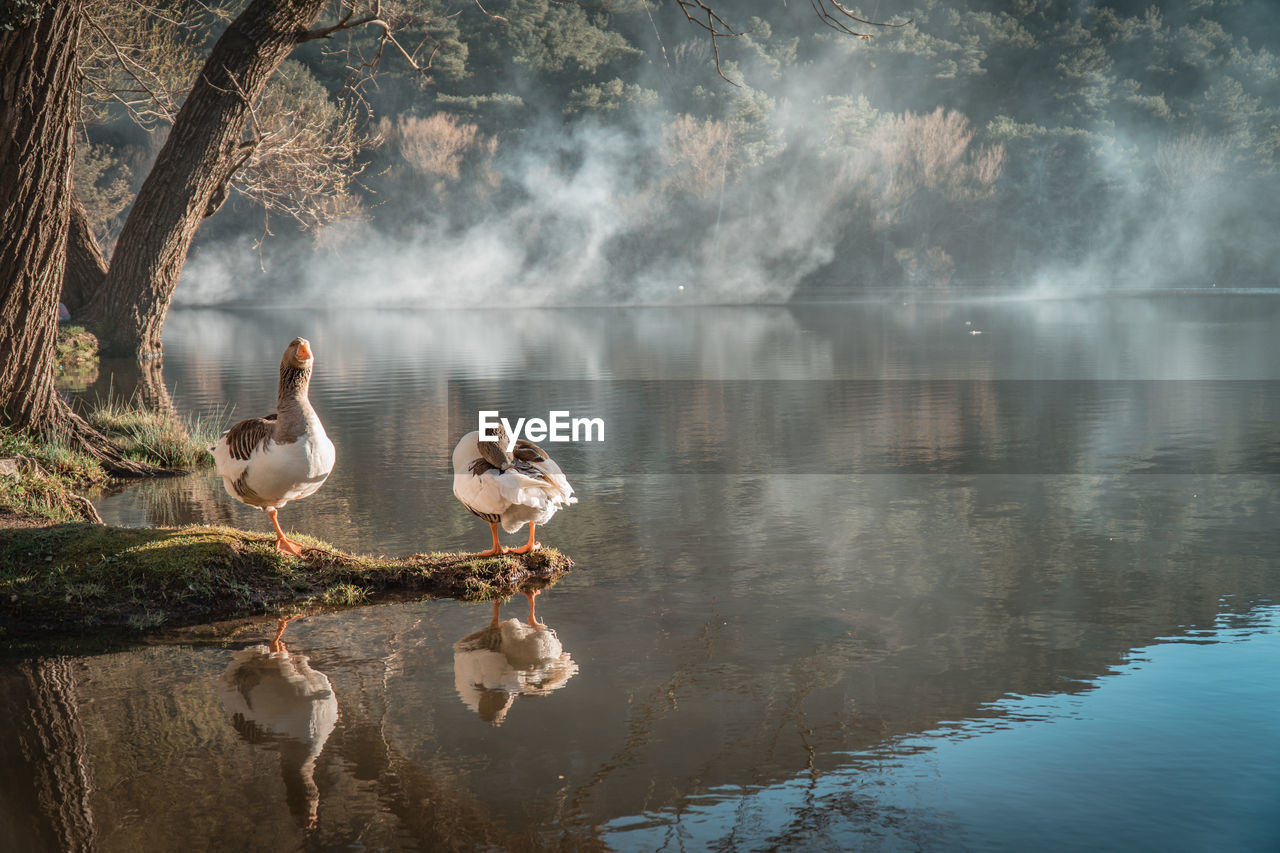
(2, 325, 219, 525)
(0, 521, 571, 638)
(0, 329, 573, 640)
(0, 396, 220, 525)
(1, 428, 572, 641)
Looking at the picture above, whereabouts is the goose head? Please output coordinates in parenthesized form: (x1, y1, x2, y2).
(282, 337, 315, 371)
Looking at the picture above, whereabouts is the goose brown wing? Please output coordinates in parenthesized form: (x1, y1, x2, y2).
(513, 439, 549, 463)
(224, 414, 276, 461)
(477, 436, 510, 471)
(509, 459, 554, 483)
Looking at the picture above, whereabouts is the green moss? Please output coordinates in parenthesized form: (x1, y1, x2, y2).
(0, 520, 573, 638)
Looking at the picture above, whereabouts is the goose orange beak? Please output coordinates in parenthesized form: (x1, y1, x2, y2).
(296, 340, 313, 361)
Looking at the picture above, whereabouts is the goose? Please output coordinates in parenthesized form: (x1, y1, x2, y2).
(451, 426, 576, 556)
(212, 338, 335, 556)
(452, 596, 578, 726)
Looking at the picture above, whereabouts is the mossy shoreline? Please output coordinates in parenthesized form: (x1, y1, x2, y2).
(2, 328, 574, 642)
(0, 515, 573, 640)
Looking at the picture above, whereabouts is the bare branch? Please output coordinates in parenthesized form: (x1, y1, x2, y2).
(81, 12, 180, 125)
(78, 1, 244, 129)
(472, 0, 507, 23)
(810, 0, 911, 38)
(227, 61, 374, 232)
(302, 0, 379, 42)
(674, 0, 742, 86)
(672, 0, 907, 83)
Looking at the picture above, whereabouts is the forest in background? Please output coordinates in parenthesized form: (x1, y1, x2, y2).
(77, 0, 1280, 304)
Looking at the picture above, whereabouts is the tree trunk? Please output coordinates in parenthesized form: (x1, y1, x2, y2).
(0, 3, 83, 432)
(81, 0, 328, 359)
(61, 191, 109, 318)
(0, 2, 166, 477)
(0, 659, 98, 853)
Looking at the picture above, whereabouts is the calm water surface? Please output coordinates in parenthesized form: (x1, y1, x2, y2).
(4, 297, 1280, 851)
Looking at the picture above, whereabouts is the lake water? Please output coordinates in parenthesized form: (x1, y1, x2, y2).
(4, 296, 1280, 851)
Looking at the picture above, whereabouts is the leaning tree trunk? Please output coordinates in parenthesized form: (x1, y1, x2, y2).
(0, 2, 163, 477)
(61, 191, 109, 318)
(81, 0, 328, 360)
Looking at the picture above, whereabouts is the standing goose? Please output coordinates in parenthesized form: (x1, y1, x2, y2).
(212, 337, 335, 556)
(452, 426, 576, 556)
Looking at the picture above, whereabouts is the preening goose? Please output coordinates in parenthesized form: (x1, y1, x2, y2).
(212, 337, 335, 556)
(451, 426, 576, 556)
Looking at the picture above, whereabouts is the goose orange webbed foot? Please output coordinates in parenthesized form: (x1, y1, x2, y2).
(510, 524, 540, 555)
(276, 537, 306, 557)
(267, 509, 306, 557)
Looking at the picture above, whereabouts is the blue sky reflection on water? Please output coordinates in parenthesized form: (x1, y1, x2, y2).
(602, 606, 1280, 853)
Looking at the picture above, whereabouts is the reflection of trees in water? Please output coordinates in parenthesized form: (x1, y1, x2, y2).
(542, 470, 1280, 835)
(38, 300, 1280, 844)
(0, 658, 97, 853)
(96, 469, 240, 528)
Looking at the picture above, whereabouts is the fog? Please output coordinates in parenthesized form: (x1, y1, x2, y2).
(172, 1, 1280, 308)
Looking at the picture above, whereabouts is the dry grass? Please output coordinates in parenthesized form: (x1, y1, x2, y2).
(84, 396, 220, 470)
(662, 114, 738, 198)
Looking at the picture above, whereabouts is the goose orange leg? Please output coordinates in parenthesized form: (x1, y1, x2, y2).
(524, 589, 542, 626)
(270, 618, 290, 654)
(267, 508, 305, 556)
(476, 522, 505, 557)
(510, 523, 541, 555)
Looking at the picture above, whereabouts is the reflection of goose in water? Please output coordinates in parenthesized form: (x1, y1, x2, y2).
(453, 591, 578, 726)
(216, 619, 337, 828)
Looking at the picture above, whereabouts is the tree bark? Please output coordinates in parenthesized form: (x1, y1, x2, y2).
(0, 3, 166, 477)
(81, 0, 328, 359)
(0, 3, 83, 432)
(0, 659, 98, 853)
(62, 191, 109, 318)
